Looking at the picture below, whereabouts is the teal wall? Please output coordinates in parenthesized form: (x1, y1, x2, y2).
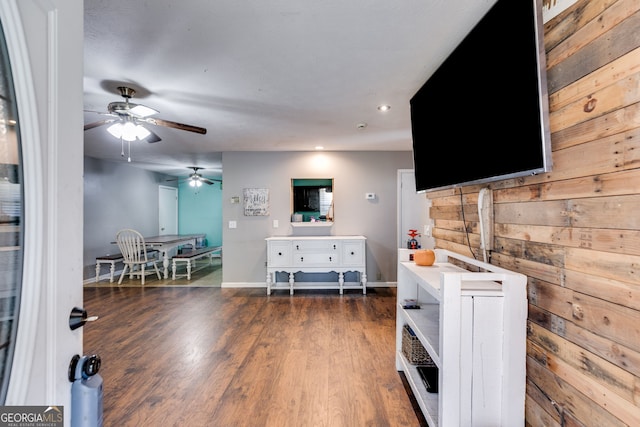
(178, 181, 223, 247)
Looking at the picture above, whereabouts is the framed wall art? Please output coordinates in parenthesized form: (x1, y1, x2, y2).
(243, 188, 269, 216)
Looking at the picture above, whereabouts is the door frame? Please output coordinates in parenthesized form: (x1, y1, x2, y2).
(397, 169, 434, 250)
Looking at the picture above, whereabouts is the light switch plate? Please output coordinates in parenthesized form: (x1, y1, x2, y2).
(229, 220, 237, 229)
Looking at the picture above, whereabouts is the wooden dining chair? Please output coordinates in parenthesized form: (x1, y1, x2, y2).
(115, 228, 161, 285)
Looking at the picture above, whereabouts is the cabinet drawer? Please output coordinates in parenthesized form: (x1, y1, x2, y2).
(342, 241, 365, 265)
(293, 240, 339, 252)
(267, 241, 292, 266)
(294, 252, 339, 266)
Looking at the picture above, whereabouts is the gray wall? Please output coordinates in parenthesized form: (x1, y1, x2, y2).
(84, 151, 414, 284)
(83, 156, 176, 278)
(221, 151, 413, 286)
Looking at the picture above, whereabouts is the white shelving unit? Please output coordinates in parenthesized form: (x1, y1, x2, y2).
(396, 248, 527, 426)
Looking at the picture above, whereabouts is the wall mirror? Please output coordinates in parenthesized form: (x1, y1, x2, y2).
(291, 178, 333, 224)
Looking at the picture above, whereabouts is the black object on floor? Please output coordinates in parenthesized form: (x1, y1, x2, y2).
(417, 366, 439, 393)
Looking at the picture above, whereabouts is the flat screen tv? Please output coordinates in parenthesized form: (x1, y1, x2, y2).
(411, 0, 552, 193)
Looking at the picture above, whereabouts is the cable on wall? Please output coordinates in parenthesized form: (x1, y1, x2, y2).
(478, 187, 493, 263)
(459, 187, 477, 260)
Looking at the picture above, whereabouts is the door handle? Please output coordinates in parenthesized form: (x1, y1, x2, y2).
(69, 307, 99, 330)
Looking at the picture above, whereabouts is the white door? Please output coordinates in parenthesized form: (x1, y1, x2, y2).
(397, 169, 434, 249)
(159, 185, 178, 235)
(2, 0, 83, 417)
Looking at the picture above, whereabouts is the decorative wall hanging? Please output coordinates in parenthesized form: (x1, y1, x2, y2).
(243, 188, 269, 216)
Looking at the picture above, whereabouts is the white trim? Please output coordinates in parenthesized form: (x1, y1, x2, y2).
(221, 281, 396, 288)
(397, 169, 411, 249)
(1, 0, 45, 404)
(45, 5, 60, 404)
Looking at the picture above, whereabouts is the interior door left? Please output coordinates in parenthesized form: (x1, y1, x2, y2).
(159, 185, 178, 235)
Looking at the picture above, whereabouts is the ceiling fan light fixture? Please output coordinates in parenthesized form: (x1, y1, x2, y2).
(133, 124, 151, 140)
(106, 122, 123, 139)
(107, 121, 150, 142)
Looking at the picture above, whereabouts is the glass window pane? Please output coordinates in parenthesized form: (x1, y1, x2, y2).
(0, 19, 24, 403)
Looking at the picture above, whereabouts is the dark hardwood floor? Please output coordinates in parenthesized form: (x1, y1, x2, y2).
(83, 286, 427, 427)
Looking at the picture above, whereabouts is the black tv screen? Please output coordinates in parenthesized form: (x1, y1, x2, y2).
(411, 0, 552, 192)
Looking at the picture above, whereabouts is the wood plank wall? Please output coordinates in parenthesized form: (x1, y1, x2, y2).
(424, 1, 640, 425)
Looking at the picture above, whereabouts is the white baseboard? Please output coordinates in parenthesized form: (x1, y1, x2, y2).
(221, 281, 397, 288)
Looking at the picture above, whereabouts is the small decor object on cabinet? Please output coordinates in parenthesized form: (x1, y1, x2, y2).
(407, 229, 420, 249)
(243, 188, 269, 216)
(414, 249, 435, 266)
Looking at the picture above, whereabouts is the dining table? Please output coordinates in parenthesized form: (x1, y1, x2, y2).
(114, 234, 206, 279)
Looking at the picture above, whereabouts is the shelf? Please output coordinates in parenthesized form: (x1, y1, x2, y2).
(269, 281, 364, 291)
(397, 351, 438, 427)
(290, 221, 333, 228)
(398, 303, 440, 366)
(400, 261, 506, 297)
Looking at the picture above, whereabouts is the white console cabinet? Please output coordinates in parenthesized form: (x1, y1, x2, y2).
(396, 248, 527, 426)
(265, 236, 366, 295)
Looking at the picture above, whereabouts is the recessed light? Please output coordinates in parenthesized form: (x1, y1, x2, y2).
(315, 146, 324, 150)
(356, 123, 367, 129)
(377, 104, 391, 112)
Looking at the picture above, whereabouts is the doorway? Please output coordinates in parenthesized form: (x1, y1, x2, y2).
(397, 169, 434, 250)
(159, 185, 178, 235)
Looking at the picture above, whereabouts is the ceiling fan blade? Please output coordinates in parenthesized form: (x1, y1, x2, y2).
(84, 118, 116, 131)
(144, 128, 162, 143)
(142, 117, 207, 134)
(84, 109, 118, 116)
(201, 178, 216, 185)
(108, 101, 158, 118)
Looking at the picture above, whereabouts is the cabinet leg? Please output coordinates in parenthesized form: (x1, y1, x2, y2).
(339, 272, 344, 295)
(95, 262, 101, 283)
(289, 272, 295, 295)
(266, 272, 272, 295)
(361, 271, 367, 294)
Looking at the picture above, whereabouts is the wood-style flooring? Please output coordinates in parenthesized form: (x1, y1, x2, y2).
(83, 285, 427, 427)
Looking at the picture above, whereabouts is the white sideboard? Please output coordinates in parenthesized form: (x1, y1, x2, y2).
(265, 236, 367, 295)
(396, 248, 527, 426)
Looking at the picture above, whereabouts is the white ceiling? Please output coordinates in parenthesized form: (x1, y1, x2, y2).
(83, 0, 496, 178)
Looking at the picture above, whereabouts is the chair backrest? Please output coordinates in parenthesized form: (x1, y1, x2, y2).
(116, 229, 149, 264)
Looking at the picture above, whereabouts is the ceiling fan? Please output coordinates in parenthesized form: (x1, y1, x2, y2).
(167, 167, 222, 188)
(84, 86, 207, 161)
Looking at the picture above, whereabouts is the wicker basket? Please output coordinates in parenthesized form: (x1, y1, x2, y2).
(402, 324, 435, 366)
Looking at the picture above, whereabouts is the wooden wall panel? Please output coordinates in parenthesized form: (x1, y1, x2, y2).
(546, 8, 640, 93)
(424, 1, 640, 424)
